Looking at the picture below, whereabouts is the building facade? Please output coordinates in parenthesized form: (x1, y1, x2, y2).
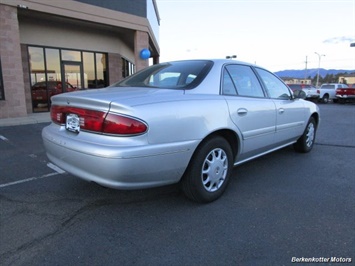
(0, 0, 160, 118)
(338, 74, 355, 85)
(283, 78, 312, 85)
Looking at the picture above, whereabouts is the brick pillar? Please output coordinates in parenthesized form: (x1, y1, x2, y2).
(108, 53, 122, 85)
(134, 31, 149, 71)
(0, 4, 27, 118)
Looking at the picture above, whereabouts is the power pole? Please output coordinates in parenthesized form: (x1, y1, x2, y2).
(304, 56, 308, 81)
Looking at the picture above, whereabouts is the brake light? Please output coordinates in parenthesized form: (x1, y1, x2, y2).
(50, 105, 65, 124)
(50, 106, 147, 135)
(103, 113, 147, 135)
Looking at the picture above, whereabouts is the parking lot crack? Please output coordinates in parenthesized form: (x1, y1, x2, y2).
(315, 142, 355, 149)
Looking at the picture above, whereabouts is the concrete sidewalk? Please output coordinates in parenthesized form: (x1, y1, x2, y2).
(0, 112, 51, 127)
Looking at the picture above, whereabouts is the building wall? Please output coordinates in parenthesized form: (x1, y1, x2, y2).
(21, 44, 32, 114)
(108, 53, 123, 85)
(338, 75, 355, 85)
(0, 5, 27, 118)
(0, 0, 159, 119)
(19, 16, 135, 63)
(73, 0, 147, 17)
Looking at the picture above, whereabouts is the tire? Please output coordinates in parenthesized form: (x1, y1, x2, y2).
(294, 117, 317, 153)
(181, 136, 233, 203)
(322, 94, 329, 103)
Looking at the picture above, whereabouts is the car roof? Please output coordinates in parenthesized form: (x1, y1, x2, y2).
(166, 59, 258, 68)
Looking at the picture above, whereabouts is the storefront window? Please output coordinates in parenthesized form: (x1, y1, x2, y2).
(29, 47, 48, 112)
(28, 46, 108, 112)
(29, 47, 45, 86)
(62, 50, 81, 61)
(83, 52, 95, 88)
(122, 58, 135, 78)
(96, 53, 107, 88)
(45, 48, 61, 83)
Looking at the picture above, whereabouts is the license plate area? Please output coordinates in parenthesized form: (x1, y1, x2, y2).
(66, 113, 80, 133)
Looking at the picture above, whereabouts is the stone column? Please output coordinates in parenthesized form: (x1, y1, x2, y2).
(108, 53, 122, 85)
(0, 4, 27, 118)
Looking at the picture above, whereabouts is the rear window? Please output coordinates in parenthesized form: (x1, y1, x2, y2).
(288, 84, 301, 90)
(321, 85, 335, 89)
(111, 60, 213, 89)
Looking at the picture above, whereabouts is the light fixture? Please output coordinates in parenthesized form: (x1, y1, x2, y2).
(17, 5, 28, 9)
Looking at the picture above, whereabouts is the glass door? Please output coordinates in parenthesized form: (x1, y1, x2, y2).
(62, 63, 83, 91)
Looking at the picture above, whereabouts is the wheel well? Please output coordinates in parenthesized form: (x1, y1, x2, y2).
(311, 113, 320, 128)
(201, 129, 239, 159)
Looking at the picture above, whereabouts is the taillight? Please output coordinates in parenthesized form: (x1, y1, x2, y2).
(51, 105, 66, 124)
(50, 105, 147, 135)
(103, 113, 147, 135)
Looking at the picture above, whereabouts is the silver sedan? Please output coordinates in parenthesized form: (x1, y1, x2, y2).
(42, 59, 320, 203)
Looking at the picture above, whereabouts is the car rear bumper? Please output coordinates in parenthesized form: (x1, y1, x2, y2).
(305, 94, 320, 99)
(336, 95, 355, 99)
(42, 124, 198, 189)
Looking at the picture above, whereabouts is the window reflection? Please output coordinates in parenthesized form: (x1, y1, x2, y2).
(29, 47, 45, 85)
(29, 47, 49, 112)
(83, 52, 95, 88)
(28, 46, 108, 112)
(122, 58, 135, 78)
(45, 48, 61, 83)
(96, 53, 107, 88)
(62, 50, 81, 61)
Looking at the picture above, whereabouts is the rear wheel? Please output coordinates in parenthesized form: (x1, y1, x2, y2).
(182, 136, 233, 203)
(294, 117, 317, 153)
(322, 94, 329, 103)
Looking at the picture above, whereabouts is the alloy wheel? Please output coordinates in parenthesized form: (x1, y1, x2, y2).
(201, 148, 228, 192)
(306, 122, 315, 148)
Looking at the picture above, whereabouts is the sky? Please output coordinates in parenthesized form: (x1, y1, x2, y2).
(155, 0, 355, 72)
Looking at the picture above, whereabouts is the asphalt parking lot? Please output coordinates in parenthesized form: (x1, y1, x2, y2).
(0, 103, 354, 266)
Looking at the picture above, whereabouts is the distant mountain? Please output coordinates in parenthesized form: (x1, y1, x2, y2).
(274, 68, 355, 79)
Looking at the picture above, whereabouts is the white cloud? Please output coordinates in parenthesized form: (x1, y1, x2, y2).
(323, 36, 355, 44)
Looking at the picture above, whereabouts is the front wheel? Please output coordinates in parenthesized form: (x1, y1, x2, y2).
(294, 117, 317, 153)
(181, 136, 233, 203)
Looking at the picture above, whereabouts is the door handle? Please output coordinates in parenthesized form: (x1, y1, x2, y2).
(278, 108, 285, 114)
(237, 108, 248, 116)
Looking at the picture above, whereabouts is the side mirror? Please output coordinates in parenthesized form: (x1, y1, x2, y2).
(293, 89, 306, 99)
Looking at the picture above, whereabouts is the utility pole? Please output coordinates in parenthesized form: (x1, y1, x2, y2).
(304, 56, 308, 81)
(315, 52, 325, 88)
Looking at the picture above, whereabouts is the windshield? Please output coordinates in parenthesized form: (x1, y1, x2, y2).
(111, 60, 213, 89)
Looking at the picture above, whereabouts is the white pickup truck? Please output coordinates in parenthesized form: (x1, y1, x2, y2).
(318, 83, 349, 103)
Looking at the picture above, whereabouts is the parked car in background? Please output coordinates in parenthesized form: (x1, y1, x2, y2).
(317, 83, 349, 103)
(32, 81, 77, 107)
(288, 84, 320, 101)
(335, 84, 355, 103)
(42, 59, 320, 203)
